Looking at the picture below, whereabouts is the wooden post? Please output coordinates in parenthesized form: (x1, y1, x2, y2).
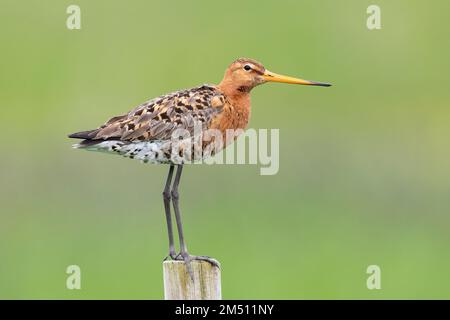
(163, 260, 222, 300)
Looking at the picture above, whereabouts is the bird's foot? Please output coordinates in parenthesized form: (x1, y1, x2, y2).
(175, 252, 220, 281)
(163, 250, 178, 261)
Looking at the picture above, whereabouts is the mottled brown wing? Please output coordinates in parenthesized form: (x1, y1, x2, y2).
(78, 85, 226, 142)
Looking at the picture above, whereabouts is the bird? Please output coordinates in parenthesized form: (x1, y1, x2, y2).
(68, 58, 331, 278)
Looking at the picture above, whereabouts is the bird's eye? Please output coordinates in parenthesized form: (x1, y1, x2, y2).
(243, 64, 252, 71)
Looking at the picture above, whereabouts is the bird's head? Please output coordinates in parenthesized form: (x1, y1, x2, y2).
(219, 57, 331, 95)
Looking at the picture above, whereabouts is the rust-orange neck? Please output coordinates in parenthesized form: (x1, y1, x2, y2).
(218, 77, 251, 106)
(217, 81, 251, 113)
(214, 81, 251, 132)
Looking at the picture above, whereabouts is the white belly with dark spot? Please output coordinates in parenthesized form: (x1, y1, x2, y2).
(73, 139, 210, 164)
(74, 140, 173, 164)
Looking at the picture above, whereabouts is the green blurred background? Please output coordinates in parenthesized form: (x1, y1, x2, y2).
(1, 0, 450, 299)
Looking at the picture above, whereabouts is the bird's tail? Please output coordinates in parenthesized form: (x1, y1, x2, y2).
(68, 129, 98, 140)
(68, 129, 100, 149)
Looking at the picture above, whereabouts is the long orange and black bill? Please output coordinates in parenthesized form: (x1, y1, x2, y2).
(263, 70, 331, 87)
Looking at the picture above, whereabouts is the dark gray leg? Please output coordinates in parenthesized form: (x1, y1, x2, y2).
(171, 165, 220, 280)
(162, 165, 176, 260)
(171, 165, 188, 255)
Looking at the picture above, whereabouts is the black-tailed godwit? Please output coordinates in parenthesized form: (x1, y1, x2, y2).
(69, 58, 331, 278)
